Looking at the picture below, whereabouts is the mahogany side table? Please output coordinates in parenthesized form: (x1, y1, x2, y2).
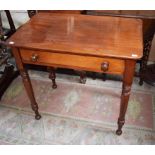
(6, 13, 143, 135)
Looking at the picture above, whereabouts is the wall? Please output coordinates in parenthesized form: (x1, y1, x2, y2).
(1, 10, 29, 29)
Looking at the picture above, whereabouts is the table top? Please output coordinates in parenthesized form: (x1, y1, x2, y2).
(7, 13, 143, 59)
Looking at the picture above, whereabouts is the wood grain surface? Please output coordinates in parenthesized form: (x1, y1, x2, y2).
(7, 13, 143, 59)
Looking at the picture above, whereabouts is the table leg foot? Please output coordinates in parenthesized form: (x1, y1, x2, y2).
(52, 84, 57, 89)
(79, 71, 87, 84)
(80, 77, 86, 84)
(116, 119, 124, 135)
(74, 70, 87, 84)
(35, 113, 42, 120)
(116, 129, 122, 136)
(48, 67, 57, 89)
(31, 102, 42, 120)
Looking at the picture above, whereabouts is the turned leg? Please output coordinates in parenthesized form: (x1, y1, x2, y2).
(102, 73, 107, 81)
(79, 71, 87, 84)
(74, 70, 87, 84)
(20, 69, 41, 120)
(12, 48, 41, 120)
(47, 67, 57, 89)
(116, 60, 136, 135)
(139, 36, 154, 86)
(92, 72, 96, 80)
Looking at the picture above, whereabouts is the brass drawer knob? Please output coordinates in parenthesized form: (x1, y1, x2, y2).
(31, 54, 39, 62)
(101, 62, 109, 72)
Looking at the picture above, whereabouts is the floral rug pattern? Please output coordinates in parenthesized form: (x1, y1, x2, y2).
(1, 77, 153, 130)
(0, 70, 155, 144)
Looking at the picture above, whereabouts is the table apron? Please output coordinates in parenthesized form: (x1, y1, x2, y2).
(19, 49, 125, 75)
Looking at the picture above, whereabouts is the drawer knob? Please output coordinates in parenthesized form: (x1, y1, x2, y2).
(101, 62, 109, 72)
(31, 54, 39, 62)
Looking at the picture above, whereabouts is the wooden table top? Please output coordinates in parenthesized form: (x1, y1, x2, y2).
(7, 13, 143, 59)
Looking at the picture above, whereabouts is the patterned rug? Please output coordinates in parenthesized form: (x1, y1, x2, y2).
(0, 70, 155, 144)
(0, 106, 154, 145)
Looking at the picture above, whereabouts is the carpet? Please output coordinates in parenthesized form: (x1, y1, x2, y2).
(0, 71, 155, 144)
(0, 106, 154, 145)
(1, 75, 154, 130)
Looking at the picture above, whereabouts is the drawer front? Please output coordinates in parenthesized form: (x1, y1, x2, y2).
(20, 49, 125, 74)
